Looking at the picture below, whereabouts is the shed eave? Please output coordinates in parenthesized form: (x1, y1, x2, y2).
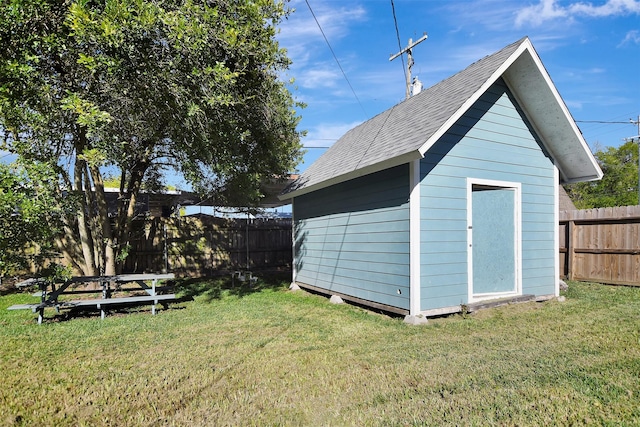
(417, 38, 602, 184)
(500, 47, 603, 183)
(561, 174, 602, 184)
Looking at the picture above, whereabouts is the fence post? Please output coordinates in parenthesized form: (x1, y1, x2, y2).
(567, 220, 575, 281)
(163, 220, 168, 274)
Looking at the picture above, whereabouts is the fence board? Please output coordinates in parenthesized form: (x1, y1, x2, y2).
(560, 206, 640, 286)
(123, 217, 292, 276)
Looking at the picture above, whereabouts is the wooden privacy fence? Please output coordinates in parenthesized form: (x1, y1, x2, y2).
(123, 216, 292, 276)
(560, 206, 640, 286)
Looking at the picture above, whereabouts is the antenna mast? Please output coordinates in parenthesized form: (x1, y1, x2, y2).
(389, 33, 428, 99)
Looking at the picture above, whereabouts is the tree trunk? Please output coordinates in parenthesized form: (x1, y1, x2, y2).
(74, 157, 97, 276)
(53, 171, 86, 275)
(89, 164, 117, 275)
(83, 169, 103, 273)
(113, 158, 150, 273)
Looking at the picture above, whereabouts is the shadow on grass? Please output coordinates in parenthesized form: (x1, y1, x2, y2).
(46, 303, 188, 323)
(4, 271, 292, 324)
(174, 271, 291, 303)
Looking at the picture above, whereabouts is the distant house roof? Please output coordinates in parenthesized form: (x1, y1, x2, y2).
(102, 175, 297, 217)
(282, 37, 602, 200)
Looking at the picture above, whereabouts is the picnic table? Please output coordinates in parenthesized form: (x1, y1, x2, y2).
(8, 273, 176, 324)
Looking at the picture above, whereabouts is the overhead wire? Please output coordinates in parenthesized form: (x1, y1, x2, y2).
(576, 117, 638, 142)
(576, 120, 633, 124)
(390, 0, 407, 85)
(302, 138, 335, 149)
(304, 0, 368, 120)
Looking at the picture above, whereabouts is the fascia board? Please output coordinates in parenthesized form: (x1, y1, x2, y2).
(561, 174, 603, 184)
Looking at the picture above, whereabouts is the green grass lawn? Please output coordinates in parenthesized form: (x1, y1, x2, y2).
(1, 277, 639, 426)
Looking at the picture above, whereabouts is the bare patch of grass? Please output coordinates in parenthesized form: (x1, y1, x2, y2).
(1, 280, 639, 425)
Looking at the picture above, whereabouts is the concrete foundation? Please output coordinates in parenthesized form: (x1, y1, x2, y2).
(403, 314, 429, 325)
(289, 282, 301, 291)
(329, 295, 344, 304)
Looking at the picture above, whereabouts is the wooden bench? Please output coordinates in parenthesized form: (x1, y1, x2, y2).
(7, 274, 176, 324)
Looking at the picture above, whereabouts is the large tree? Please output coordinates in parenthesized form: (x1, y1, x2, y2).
(0, 0, 303, 276)
(564, 140, 639, 209)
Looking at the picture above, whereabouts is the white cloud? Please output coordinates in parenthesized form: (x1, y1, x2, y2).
(277, 0, 369, 102)
(297, 68, 341, 89)
(440, 0, 520, 32)
(302, 121, 363, 148)
(618, 29, 640, 45)
(570, 0, 640, 17)
(516, 0, 640, 27)
(515, 0, 568, 27)
(278, 1, 367, 61)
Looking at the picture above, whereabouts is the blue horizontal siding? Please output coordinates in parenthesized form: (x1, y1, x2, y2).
(420, 228, 467, 242)
(421, 261, 467, 275)
(301, 241, 409, 254)
(420, 78, 556, 310)
(294, 165, 410, 310)
(421, 241, 466, 254)
(429, 141, 555, 170)
(302, 231, 409, 244)
(522, 239, 555, 251)
(300, 250, 409, 265)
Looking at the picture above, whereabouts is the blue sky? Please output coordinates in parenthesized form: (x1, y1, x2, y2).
(277, 0, 640, 174)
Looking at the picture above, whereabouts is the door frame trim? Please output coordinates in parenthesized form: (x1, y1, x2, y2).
(466, 178, 522, 303)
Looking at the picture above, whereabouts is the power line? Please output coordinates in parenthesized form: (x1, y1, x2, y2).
(390, 0, 407, 85)
(304, 0, 367, 119)
(302, 138, 336, 149)
(576, 120, 632, 124)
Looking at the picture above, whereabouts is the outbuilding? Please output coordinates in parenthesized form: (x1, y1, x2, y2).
(280, 37, 602, 322)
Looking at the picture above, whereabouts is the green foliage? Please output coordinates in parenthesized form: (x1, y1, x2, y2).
(0, 0, 303, 274)
(101, 175, 121, 188)
(0, 161, 62, 277)
(565, 141, 639, 208)
(115, 243, 130, 263)
(40, 263, 73, 283)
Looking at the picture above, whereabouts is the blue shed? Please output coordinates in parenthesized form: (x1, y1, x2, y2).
(280, 37, 602, 322)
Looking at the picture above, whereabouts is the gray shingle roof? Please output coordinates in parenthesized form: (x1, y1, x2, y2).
(282, 37, 601, 198)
